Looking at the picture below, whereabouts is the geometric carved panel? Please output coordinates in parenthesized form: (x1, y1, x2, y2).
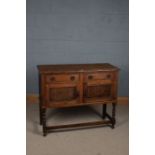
(85, 84, 112, 99)
(49, 87, 77, 102)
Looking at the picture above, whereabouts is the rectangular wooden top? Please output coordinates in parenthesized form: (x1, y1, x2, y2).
(37, 63, 119, 73)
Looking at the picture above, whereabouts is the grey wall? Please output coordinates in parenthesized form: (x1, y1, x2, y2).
(26, 0, 129, 96)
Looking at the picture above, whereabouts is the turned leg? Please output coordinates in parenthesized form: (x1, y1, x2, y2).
(102, 104, 107, 119)
(39, 104, 42, 125)
(42, 108, 47, 136)
(111, 103, 116, 129)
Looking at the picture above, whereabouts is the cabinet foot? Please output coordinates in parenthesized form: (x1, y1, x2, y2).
(42, 108, 47, 136)
(43, 132, 47, 136)
(112, 103, 116, 129)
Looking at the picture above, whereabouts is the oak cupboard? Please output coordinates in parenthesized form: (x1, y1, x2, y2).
(37, 63, 119, 136)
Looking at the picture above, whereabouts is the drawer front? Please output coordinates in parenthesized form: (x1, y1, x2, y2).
(45, 74, 79, 83)
(84, 72, 114, 82)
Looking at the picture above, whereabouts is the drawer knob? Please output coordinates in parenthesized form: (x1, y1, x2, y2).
(70, 76, 75, 81)
(88, 75, 93, 80)
(50, 77, 55, 81)
(107, 74, 111, 79)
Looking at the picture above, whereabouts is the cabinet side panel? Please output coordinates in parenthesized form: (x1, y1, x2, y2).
(113, 71, 119, 100)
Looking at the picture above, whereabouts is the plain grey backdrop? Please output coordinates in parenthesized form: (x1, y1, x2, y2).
(26, 0, 129, 96)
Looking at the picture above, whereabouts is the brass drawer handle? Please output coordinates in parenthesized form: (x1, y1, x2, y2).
(70, 76, 75, 81)
(50, 77, 55, 81)
(107, 74, 111, 79)
(88, 75, 93, 80)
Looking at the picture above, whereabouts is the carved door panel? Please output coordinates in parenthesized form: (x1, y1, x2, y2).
(83, 72, 115, 103)
(44, 73, 80, 107)
(45, 83, 80, 104)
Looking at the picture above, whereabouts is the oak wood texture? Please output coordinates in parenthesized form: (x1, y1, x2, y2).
(38, 63, 119, 73)
(37, 63, 119, 136)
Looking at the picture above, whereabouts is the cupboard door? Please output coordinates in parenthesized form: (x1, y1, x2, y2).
(85, 84, 112, 99)
(83, 71, 117, 103)
(45, 83, 80, 107)
(84, 82, 114, 103)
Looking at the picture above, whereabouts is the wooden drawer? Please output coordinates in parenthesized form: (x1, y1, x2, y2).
(45, 74, 79, 83)
(84, 72, 114, 82)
